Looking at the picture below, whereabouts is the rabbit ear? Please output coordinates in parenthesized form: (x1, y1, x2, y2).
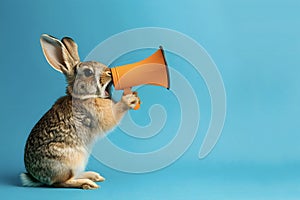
(62, 37, 80, 64)
(40, 34, 76, 74)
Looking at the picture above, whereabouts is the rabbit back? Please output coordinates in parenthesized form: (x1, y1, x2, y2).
(24, 96, 91, 185)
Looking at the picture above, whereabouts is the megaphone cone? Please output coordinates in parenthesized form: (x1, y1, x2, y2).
(110, 46, 170, 110)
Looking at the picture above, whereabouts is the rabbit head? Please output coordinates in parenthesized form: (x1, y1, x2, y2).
(40, 34, 112, 99)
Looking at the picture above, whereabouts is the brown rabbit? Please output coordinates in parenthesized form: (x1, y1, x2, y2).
(20, 34, 140, 189)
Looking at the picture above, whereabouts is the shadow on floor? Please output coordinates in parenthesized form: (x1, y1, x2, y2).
(0, 172, 22, 187)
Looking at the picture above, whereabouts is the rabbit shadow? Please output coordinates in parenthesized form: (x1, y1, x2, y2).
(0, 172, 23, 187)
(0, 172, 54, 189)
(0, 172, 98, 189)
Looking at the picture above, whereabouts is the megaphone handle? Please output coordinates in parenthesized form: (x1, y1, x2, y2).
(123, 87, 141, 110)
(123, 87, 132, 95)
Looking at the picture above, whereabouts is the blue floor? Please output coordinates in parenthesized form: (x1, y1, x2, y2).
(1, 157, 300, 200)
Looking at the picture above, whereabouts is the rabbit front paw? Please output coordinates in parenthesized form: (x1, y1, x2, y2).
(122, 92, 140, 109)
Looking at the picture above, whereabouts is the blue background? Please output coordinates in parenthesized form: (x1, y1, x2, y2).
(1, 0, 300, 199)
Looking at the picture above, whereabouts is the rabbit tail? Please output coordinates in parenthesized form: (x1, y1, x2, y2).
(20, 173, 44, 187)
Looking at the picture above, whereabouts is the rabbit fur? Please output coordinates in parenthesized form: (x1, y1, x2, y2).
(20, 34, 139, 189)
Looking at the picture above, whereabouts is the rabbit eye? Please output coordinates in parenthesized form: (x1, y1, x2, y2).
(84, 69, 93, 77)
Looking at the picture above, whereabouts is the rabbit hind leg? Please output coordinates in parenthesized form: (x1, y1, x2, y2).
(49, 166, 99, 189)
(54, 177, 99, 189)
(77, 171, 105, 182)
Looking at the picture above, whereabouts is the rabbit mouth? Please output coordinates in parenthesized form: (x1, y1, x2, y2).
(104, 81, 113, 99)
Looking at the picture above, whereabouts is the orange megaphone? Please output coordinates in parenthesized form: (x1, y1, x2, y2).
(110, 46, 170, 110)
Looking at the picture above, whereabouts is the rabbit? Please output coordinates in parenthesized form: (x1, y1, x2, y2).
(20, 34, 140, 189)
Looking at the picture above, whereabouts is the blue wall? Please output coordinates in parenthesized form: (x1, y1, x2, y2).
(1, 0, 300, 199)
